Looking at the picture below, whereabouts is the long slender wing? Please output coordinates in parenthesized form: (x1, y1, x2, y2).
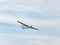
(30, 27, 39, 30)
(17, 21, 29, 27)
(17, 20, 39, 30)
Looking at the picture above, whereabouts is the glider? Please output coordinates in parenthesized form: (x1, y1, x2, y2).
(17, 20, 39, 30)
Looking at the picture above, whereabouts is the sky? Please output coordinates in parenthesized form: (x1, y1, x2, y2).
(0, 0, 60, 45)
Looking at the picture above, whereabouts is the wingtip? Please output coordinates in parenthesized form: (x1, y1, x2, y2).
(35, 29, 40, 31)
(31, 28, 39, 30)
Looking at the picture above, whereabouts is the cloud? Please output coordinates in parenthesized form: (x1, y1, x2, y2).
(0, 0, 60, 16)
(0, 15, 16, 24)
(0, 33, 60, 45)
